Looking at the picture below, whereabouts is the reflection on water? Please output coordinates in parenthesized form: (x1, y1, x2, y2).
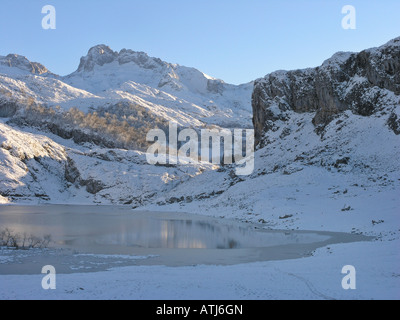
(93, 219, 245, 249)
(0, 206, 331, 251)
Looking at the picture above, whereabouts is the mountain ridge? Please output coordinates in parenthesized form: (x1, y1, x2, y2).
(0, 54, 52, 76)
(0, 44, 253, 128)
(252, 37, 400, 145)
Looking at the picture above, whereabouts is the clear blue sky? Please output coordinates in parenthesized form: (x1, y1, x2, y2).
(0, 0, 399, 84)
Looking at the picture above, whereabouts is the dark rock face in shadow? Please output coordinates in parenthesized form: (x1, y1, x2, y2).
(0, 101, 17, 118)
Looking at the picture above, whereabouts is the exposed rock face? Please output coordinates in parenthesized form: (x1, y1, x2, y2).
(252, 37, 400, 145)
(64, 157, 81, 184)
(77, 45, 166, 72)
(0, 101, 18, 117)
(0, 54, 49, 75)
(77, 45, 119, 72)
(65, 157, 106, 194)
(118, 49, 164, 69)
(388, 112, 400, 135)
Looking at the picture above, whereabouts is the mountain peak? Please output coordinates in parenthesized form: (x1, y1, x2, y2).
(0, 54, 49, 75)
(77, 44, 118, 72)
(76, 44, 166, 73)
(118, 49, 164, 69)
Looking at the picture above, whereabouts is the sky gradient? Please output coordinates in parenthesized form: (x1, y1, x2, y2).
(1, 0, 399, 84)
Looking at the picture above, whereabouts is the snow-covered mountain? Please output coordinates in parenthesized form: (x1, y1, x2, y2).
(0, 45, 253, 128)
(0, 44, 252, 204)
(66, 45, 252, 127)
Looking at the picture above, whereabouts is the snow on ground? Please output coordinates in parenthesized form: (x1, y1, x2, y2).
(0, 195, 8, 204)
(145, 167, 400, 237)
(0, 161, 398, 300)
(0, 240, 398, 300)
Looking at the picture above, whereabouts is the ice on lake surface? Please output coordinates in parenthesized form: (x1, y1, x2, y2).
(0, 205, 371, 269)
(0, 205, 328, 249)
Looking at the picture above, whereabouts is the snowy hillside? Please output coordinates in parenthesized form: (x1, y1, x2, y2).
(144, 109, 399, 236)
(140, 38, 400, 227)
(0, 45, 252, 205)
(0, 120, 214, 205)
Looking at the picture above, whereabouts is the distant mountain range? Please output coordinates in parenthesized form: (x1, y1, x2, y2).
(0, 45, 253, 128)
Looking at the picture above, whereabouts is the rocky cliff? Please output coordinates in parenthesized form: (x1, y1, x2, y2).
(252, 37, 400, 146)
(0, 54, 50, 75)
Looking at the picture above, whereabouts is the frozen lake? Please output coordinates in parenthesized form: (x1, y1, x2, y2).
(0, 205, 371, 274)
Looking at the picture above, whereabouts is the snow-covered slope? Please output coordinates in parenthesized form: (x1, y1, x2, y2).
(0, 120, 67, 203)
(0, 54, 104, 114)
(144, 109, 399, 236)
(0, 120, 214, 205)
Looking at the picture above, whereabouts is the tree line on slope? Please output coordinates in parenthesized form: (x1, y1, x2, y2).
(9, 101, 169, 151)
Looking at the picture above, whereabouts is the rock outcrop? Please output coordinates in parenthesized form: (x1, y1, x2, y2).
(0, 54, 50, 75)
(77, 45, 119, 72)
(0, 100, 18, 117)
(77, 45, 165, 72)
(252, 37, 400, 145)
